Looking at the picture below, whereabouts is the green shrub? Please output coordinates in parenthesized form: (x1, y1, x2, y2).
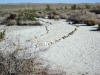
(24, 13, 36, 21)
(16, 9, 37, 21)
(85, 4, 91, 9)
(45, 4, 51, 11)
(71, 4, 77, 10)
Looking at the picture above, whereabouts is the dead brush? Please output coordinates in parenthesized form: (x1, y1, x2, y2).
(0, 37, 66, 75)
(84, 19, 96, 26)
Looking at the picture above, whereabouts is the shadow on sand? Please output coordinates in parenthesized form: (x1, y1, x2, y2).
(79, 24, 87, 26)
(90, 29, 100, 31)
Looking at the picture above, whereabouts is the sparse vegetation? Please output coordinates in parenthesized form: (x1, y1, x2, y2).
(24, 12, 37, 21)
(71, 4, 77, 10)
(84, 19, 96, 26)
(90, 5, 100, 14)
(0, 37, 66, 75)
(0, 9, 43, 26)
(85, 4, 91, 9)
(77, 7, 82, 10)
(48, 11, 60, 20)
(45, 4, 51, 11)
(0, 3, 100, 75)
(67, 10, 98, 24)
(0, 30, 5, 41)
(65, 6, 67, 9)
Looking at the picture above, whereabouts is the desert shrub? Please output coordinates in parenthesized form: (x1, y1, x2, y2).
(68, 15, 83, 24)
(48, 11, 60, 19)
(7, 20, 17, 26)
(24, 13, 36, 21)
(67, 11, 84, 24)
(90, 5, 100, 14)
(65, 6, 67, 9)
(1, 9, 38, 25)
(84, 19, 96, 26)
(16, 13, 23, 25)
(45, 4, 51, 11)
(0, 13, 17, 25)
(48, 14, 60, 20)
(85, 4, 91, 9)
(16, 9, 37, 21)
(53, 15, 60, 20)
(67, 10, 97, 24)
(60, 7, 63, 10)
(0, 50, 66, 75)
(77, 7, 82, 10)
(56, 8, 60, 10)
(16, 12, 41, 26)
(0, 37, 66, 75)
(0, 30, 5, 41)
(0, 51, 35, 75)
(90, 9, 100, 14)
(71, 4, 77, 10)
(60, 14, 68, 19)
(7, 14, 16, 20)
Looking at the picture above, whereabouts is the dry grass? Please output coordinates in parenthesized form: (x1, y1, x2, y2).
(0, 37, 66, 75)
(84, 19, 96, 26)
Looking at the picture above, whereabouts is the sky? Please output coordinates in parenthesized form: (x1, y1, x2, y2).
(0, 0, 100, 4)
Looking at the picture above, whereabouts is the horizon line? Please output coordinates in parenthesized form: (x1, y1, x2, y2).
(0, 2, 100, 4)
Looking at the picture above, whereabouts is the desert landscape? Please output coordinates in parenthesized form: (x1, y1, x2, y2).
(0, 3, 100, 75)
